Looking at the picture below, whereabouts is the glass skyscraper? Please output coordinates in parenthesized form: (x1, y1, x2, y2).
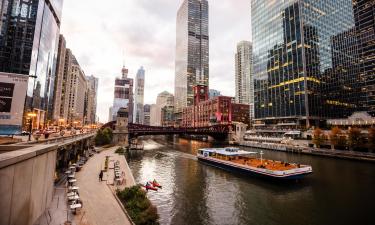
(175, 0, 209, 118)
(353, 0, 375, 116)
(0, 0, 63, 128)
(134, 66, 145, 124)
(251, 0, 361, 128)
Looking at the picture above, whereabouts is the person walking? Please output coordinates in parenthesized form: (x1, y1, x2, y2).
(99, 170, 103, 182)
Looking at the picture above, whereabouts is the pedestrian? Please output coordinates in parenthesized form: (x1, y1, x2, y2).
(99, 170, 103, 181)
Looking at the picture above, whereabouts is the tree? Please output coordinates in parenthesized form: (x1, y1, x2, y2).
(95, 128, 113, 146)
(348, 127, 362, 151)
(329, 127, 342, 150)
(368, 127, 375, 152)
(313, 128, 325, 148)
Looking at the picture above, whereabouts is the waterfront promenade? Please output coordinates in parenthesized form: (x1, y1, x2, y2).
(75, 146, 135, 225)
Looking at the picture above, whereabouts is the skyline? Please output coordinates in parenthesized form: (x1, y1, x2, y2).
(60, 0, 251, 122)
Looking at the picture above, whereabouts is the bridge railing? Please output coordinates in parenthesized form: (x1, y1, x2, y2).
(23, 130, 97, 145)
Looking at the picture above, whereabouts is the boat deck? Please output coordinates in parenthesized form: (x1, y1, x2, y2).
(219, 157, 298, 171)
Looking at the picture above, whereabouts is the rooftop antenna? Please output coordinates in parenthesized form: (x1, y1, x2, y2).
(121, 49, 128, 79)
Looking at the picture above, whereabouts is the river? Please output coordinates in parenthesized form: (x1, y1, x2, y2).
(126, 136, 375, 225)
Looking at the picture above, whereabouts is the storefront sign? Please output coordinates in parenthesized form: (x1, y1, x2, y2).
(0, 72, 28, 134)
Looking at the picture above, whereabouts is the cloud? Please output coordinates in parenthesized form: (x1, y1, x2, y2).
(61, 0, 251, 122)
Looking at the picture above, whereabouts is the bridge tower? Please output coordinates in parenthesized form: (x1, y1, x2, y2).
(229, 122, 248, 144)
(112, 107, 129, 147)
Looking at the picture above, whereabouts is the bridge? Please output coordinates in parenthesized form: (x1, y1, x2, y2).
(102, 121, 235, 140)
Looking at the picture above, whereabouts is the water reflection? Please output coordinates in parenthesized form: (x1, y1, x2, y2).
(127, 137, 375, 225)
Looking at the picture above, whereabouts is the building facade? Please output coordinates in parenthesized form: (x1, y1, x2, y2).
(85, 75, 98, 125)
(353, 0, 375, 116)
(150, 91, 174, 126)
(0, 0, 64, 129)
(143, 104, 151, 126)
(251, 0, 361, 128)
(67, 56, 86, 126)
(150, 104, 160, 126)
(175, 0, 209, 119)
(134, 66, 145, 124)
(161, 105, 175, 127)
(235, 41, 253, 105)
(52, 35, 67, 124)
(182, 96, 250, 127)
(111, 66, 133, 122)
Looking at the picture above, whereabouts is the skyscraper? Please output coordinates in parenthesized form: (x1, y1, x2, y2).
(235, 41, 254, 121)
(67, 56, 87, 126)
(235, 41, 252, 105)
(134, 66, 145, 124)
(175, 0, 209, 120)
(143, 104, 151, 126)
(0, 0, 64, 129)
(353, 0, 375, 115)
(251, 0, 361, 128)
(111, 66, 133, 122)
(52, 35, 67, 123)
(85, 75, 99, 124)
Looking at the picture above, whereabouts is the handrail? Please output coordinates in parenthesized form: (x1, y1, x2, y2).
(25, 130, 97, 146)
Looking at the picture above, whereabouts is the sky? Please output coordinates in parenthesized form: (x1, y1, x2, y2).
(60, 0, 251, 122)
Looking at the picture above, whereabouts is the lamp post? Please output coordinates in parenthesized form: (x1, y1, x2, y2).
(27, 112, 37, 141)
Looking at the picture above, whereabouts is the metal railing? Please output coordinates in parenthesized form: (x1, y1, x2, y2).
(25, 130, 97, 146)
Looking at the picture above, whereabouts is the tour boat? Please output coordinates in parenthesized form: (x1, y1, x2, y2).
(197, 147, 312, 180)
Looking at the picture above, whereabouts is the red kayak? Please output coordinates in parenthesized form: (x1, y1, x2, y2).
(142, 184, 158, 191)
(152, 181, 162, 188)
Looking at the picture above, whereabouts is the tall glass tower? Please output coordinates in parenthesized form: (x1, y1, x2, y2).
(175, 0, 209, 119)
(251, 0, 361, 128)
(0, 0, 64, 128)
(235, 40, 254, 120)
(353, 0, 375, 116)
(134, 66, 145, 124)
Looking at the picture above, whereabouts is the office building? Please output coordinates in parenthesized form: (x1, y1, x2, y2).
(150, 104, 160, 126)
(252, 0, 361, 128)
(85, 75, 99, 125)
(150, 91, 174, 126)
(143, 104, 151, 126)
(182, 96, 250, 127)
(353, 0, 375, 115)
(175, 0, 209, 119)
(67, 56, 87, 126)
(111, 66, 133, 122)
(134, 66, 145, 124)
(52, 35, 67, 124)
(0, 0, 64, 129)
(235, 41, 253, 105)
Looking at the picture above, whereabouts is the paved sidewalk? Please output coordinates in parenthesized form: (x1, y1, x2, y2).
(34, 186, 76, 225)
(75, 147, 133, 225)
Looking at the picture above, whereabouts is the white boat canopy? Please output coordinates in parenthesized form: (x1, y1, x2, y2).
(199, 147, 258, 156)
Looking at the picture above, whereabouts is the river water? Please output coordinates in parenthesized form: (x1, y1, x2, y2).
(126, 137, 375, 225)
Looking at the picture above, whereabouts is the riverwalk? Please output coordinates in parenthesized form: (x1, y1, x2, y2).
(75, 146, 135, 225)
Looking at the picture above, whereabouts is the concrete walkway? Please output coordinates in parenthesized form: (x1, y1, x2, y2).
(34, 186, 76, 225)
(75, 147, 133, 225)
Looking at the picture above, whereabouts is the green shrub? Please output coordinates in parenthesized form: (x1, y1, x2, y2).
(115, 147, 125, 154)
(117, 185, 159, 225)
(95, 128, 113, 146)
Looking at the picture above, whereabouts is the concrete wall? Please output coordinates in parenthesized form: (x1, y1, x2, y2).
(0, 145, 57, 225)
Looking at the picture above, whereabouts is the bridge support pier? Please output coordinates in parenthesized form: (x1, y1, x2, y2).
(112, 107, 129, 147)
(228, 122, 248, 144)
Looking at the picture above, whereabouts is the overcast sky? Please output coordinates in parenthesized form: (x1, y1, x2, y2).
(60, 0, 251, 122)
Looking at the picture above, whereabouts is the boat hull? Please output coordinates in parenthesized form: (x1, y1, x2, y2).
(197, 156, 312, 180)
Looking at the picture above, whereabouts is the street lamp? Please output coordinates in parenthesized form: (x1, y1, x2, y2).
(27, 112, 37, 141)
